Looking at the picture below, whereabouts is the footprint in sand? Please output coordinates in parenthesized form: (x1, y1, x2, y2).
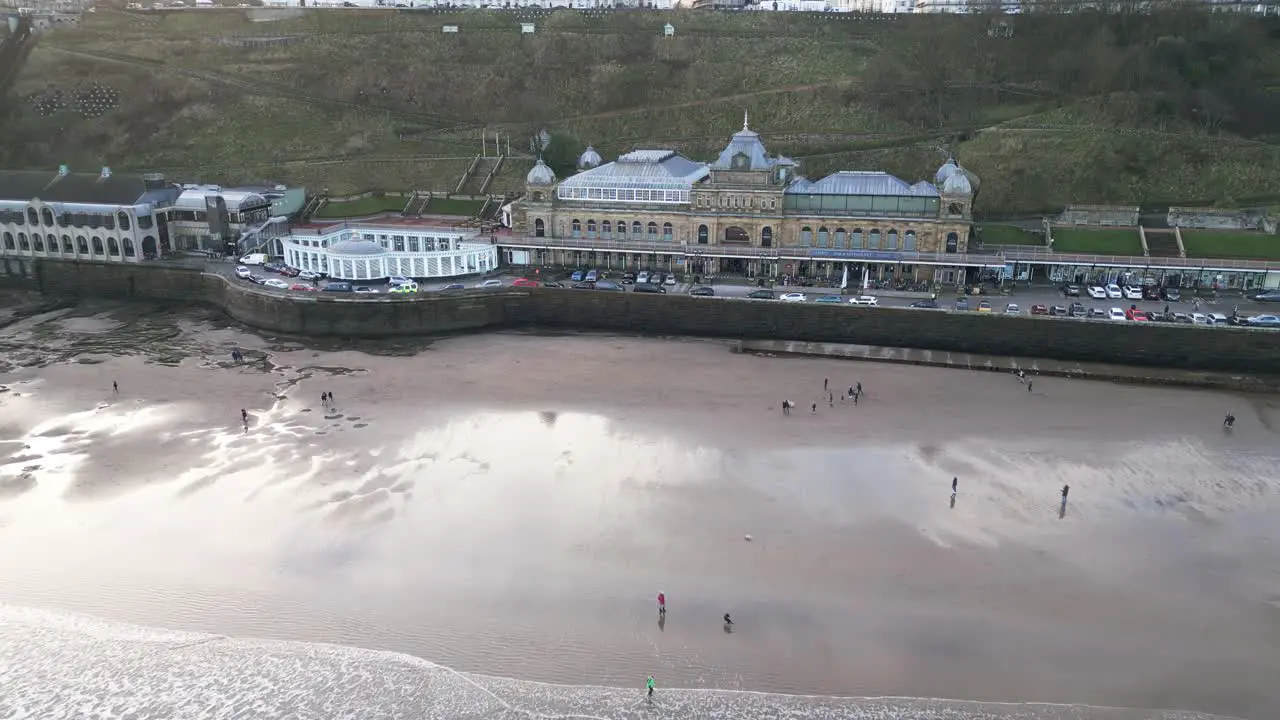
(353, 423, 368, 429)
(315, 430, 328, 435)
(347, 416, 361, 421)
(301, 408, 312, 413)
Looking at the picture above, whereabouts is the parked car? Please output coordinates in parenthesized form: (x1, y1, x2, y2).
(747, 289, 776, 300)
(571, 281, 595, 289)
(1142, 285, 1162, 301)
(977, 300, 993, 313)
(1170, 312, 1193, 324)
(441, 283, 465, 291)
(389, 283, 418, 294)
(1088, 307, 1108, 318)
(584, 269, 600, 283)
(1061, 283, 1081, 297)
(1086, 286, 1107, 299)
(1190, 312, 1210, 325)
(288, 283, 316, 292)
(570, 270, 586, 282)
(664, 274, 678, 286)
(1068, 302, 1086, 317)
(1030, 304, 1049, 315)
(1050, 305, 1068, 316)
(636, 271, 650, 284)
(690, 286, 715, 297)
(1205, 313, 1229, 325)
(353, 286, 378, 294)
(322, 282, 352, 293)
(1244, 314, 1280, 327)
(594, 280, 623, 291)
(388, 275, 412, 286)
(1004, 303, 1020, 314)
(849, 296, 879, 306)
(263, 262, 285, 274)
(910, 299, 938, 309)
(298, 270, 322, 280)
(1105, 284, 1123, 299)
(239, 253, 267, 266)
(815, 294, 843, 304)
(263, 278, 290, 289)
(234, 265, 252, 279)
(1125, 307, 1148, 321)
(542, 281, 564, 288)
(632, 282, 666, 294)
(279, 266, 301, 278)
(779, 292, 807, 303)
(511, 278, 538, 287)
(475, 279, 503, 288)
(955, 298, 969, 311)
(1107, 307, 1126, 320)
(1122, 286, 1143, 300)
(1162, 287, 1182, 302)
(621, 273, 636, 285)
(1252, 290, 1280, 303)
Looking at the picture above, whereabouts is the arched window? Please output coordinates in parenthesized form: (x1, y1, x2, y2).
(817, 227, 829, 247)
(601, 221, 612, 238)
(647, 222, 657, 240)
(800, 226, 812, 245)
(616, 221, 627, 238)
(91, 236, 104, 254)
(41, 208, 54, 226)
(47, 235, 59, 252)
(868, 230, 881, 249)
(571, 219, 582, 238)
(632, 221, 642, 236)
(26, 208, 38, 226)
(17, 232, 29, 250)
(141, 236, 156, 257)
(534, 218, 545, 237)
(62, 235, 73, 253)
(946, 232, 959, 253)
(32, 234, 44, 251)
(103, 214, 115, 230)
(886, 230, 899, 250)
(118, 212, 131, 231)
(662, 222, 673, 241)
(108, 237, 120, 256)
(834, 228, 847, 248)
(586, 220, 597, 238)
(904, 231, 917, 251)
(697, 224, 708, 244)
(761, 227, 773, 247)
(2, 232, 13, 250)
(123, 238, 135, 256)
(851, 229, 863, 249)
(76, 236, 89, 254)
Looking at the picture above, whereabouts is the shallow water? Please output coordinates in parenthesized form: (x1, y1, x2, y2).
(0, 605, 1242, 720)
(1, 308, 1279, 719)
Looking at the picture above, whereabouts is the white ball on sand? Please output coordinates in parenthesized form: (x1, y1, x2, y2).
(744, 534, 753, 541)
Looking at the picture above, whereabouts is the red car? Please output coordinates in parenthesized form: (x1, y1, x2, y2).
(289, 283, 316, 291)
(1030, 304, 1050, 316)
(511, 278, 538, 288)
(1125, 308, 1148, 321)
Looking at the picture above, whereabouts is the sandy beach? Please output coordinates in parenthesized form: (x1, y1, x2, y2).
(1, 299, 1278, 719)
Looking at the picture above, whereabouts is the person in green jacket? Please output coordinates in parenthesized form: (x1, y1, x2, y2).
(646, 676, 655, 698)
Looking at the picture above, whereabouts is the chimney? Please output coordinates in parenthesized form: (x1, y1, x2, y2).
(142, 173, 166, 190)
(100, 166, 111, 179)
(57, 164, 69, 176)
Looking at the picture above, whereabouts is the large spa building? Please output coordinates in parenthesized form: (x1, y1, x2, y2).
(284, 219, 498, 281)
(506, 117, 982, 283)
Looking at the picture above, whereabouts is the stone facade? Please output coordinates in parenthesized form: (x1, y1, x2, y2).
(511, 121, 975, 280)
(1057, 205, 1140, 228)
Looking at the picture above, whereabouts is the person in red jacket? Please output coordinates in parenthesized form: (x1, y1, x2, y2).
(657, 592, 666, 615)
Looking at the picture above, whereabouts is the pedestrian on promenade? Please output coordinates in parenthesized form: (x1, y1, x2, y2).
(658, 592, 666, 615)
(1027, 381, 1033, 393)
(647, 676, 655, 699)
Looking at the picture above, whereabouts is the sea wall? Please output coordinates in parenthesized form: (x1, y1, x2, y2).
(7, 258, 1280, 375)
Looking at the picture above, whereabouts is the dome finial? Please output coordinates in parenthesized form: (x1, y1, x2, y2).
(743, 109, 749, 132)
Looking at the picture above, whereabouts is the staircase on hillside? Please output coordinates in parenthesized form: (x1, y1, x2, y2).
(402, 193, 430, 216)
(1145, 230, 1182, 258)
(460, 157, 502, 196)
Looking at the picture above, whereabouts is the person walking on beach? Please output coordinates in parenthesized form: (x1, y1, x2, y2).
(847, 385, 854, 398)
(781, 400, 790, 416)
(952, 477, 958, 494)
(658, 592, 666, 615)
(113, 380, 118, 394)
(856, 382, 862, 396)
(811, 403, 817, 415)
(1224, 411, 1235, 428)
(1061, 484, 1069, 502)
(824, 378, 829, 391)
(241, 409, 249, 433)
(646, 676, 655, 699)
(723, 613, 733, 626)
(828, 392, 834, 408)
(1027, 381, 1033, 393)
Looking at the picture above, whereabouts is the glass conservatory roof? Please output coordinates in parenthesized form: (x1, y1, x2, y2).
(786, 171, 939, 197)
(557, 150, 709, 192)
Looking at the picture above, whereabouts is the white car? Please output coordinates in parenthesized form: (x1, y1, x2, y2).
(353, 286, 379, 294)
(848, 296, 879, 306)
(234, 265, 252, 279)
(475, 279, 503, 289)
(636, 271, 650, 284)
(1004, 303, 1020, 314)
(263, 278, 290, 289)
(1107, 307, 1126, 321)
(664, 274, 677, 286)
(1206, 313, 1229, 325)
(1190, 312, 1210, 325)
(298, 270, 321, 280)
(1123, 286, 1143, 300)
(388, 275, 411, 286)
(1105, 284, 1123, 299)
(1086, 286, 1107, 299)
(779, 292, 807, 303)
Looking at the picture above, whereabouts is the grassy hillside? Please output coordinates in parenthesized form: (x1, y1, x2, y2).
(3, 7, 1279, 216)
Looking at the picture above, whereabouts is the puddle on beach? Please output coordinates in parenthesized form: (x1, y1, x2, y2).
(1, 301, 1279, 719)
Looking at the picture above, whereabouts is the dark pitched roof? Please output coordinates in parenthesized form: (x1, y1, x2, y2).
(0, 169, 153, 205)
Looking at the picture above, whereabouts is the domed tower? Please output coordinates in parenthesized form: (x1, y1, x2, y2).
(938, 159, 978, 220)
(525, 158, 557, 202)
(577, 146, 602, 171)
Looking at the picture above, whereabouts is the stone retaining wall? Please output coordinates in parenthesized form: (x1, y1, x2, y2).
(6, 258, 1280, 376)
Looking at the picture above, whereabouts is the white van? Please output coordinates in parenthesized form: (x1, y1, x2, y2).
(239, 253, 268, 266)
